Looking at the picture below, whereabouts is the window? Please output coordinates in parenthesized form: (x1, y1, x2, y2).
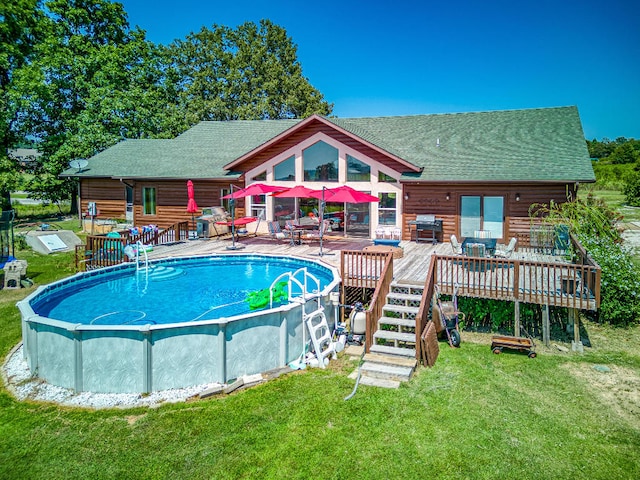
(274, 155, 295, 181)
(142, 187, 156, 215)
(251, 194, 266, 218)
(378, 192, 397, 225)
(252, 171, 266, 181)
(220, 188, 231, 212)
(460, 196, 504, 238)
(347, 154, 370, 181)
(303, 141, 338, 182)
(273, 196, 295, 224)
(378, 172, 398, 183)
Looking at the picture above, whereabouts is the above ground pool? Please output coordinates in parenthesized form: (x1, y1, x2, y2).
(18, 254, 341, 394)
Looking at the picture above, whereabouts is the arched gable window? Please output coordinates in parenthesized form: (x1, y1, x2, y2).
(303, 141, 338, 182)
(274, 155, 295, 181)
(347, 154, 371, 181)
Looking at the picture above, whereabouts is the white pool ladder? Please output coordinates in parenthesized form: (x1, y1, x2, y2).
(305, 308, 335, 368)
(269, 268, 335, 368)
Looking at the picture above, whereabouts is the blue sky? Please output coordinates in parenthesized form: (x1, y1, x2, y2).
(120, 0, 639, 140)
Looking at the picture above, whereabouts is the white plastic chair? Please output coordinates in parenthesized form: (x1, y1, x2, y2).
(495, 237, 517, 258)
(450, 234, 462, 255)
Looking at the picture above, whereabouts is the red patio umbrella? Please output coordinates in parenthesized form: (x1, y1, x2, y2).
(308, 186, 380, 254)
(273, 185, 321, 222)
(272, 185, 321, 198)
(221, 183, 288, 199)
(221, 183, 287, 250)
(316, 185, 380, 204)
(186, 180, 199, 237)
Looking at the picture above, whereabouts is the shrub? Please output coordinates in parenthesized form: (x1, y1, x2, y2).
(623, 170, 640, 207)
(579, 236, 640, 325)
(531, 195, 640, 325)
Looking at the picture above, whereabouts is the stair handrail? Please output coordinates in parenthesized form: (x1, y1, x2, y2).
(364, 251, 394, 352)
(415, 253, 437, 363)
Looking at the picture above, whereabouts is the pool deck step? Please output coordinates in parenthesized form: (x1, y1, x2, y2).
(378, 316, 416, 329)
(369, 344, 417, 358)
(373, 329, 416, 343)
(347, 352, 417, 389)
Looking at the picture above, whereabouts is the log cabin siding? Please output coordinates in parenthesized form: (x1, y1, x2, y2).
(80, 178, 126, 219)
(401, 182, 576, 241)
(81, 178, 243, 229)
(132, 180, 243, 229)
(240, 120, 410, 174)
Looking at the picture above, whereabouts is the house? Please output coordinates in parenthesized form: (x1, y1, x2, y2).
(61, 106, 594, 241)
(8, 148, 41, 168)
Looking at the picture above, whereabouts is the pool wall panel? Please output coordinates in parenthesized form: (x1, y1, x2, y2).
(81, 331, 144, 393)
(30, 323, 75, 390)
(151, 325, 220, 391)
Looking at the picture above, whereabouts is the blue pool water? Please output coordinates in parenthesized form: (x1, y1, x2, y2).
(31, 255, 335, 326)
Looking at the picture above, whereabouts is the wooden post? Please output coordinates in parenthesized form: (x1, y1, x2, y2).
(542, 304, 550, 347)
(514, 300, 520, 337)
(572, 308, 583, 353)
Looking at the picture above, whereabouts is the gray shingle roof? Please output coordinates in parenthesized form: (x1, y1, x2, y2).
(329, 106, 594, 182)
(62, 106, 594, 183)
(63, 119, 302, 179)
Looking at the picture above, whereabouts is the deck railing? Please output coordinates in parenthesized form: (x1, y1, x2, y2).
(340, 249, 394, 352)
(432, 252, 600, 311)
(75, 221, 189, 271)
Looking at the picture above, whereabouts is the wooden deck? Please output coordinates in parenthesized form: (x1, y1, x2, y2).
(143, 233, 599, 312)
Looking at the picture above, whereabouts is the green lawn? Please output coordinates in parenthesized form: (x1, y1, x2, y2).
(584, 188, 640, 223)
(1, 248, 639, 479)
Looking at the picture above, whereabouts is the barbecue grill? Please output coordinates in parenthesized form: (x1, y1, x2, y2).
(409, 214, 443, 243)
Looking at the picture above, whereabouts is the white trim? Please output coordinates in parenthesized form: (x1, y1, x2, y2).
(244, 132, 402, 233)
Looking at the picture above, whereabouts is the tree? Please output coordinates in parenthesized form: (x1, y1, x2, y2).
(11, 3, 332, 207)
(0, 0, 44, 210)
(166, 20, 332, 124)
(20, 0, 169, 208)
(586, 138, 615, 159)
(608, 142, 640, 164)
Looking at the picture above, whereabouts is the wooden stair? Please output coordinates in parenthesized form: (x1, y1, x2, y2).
(348, 282, 424, 388)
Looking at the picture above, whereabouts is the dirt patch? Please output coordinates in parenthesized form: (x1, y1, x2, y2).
(125, 414, 146, 425)
(562, 363, 640, 430)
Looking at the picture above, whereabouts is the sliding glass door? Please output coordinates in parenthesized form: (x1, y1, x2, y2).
(460, 196, 504, 238)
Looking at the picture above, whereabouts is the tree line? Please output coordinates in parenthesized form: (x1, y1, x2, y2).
(1, 0, 333, 210)
(587, 137, 640, 164)
(587, 138, 640, 206)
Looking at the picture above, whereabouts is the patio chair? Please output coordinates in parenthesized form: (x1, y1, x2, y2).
(267, 221, 286, 241)
(304, 219, 331, 242)
(494, 237, 517, 258)
(474, 230, 492, 239)
(450, 234, 463, 255)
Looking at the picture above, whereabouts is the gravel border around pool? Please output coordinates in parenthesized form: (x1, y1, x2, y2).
(3, 343, 223, 409)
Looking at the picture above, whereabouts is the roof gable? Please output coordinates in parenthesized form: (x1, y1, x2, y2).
(224, 115, 422, 173)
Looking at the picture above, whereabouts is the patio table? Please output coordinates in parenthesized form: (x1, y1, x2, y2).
(215, 217, 257, 240)
(462, 237, 497, 255)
